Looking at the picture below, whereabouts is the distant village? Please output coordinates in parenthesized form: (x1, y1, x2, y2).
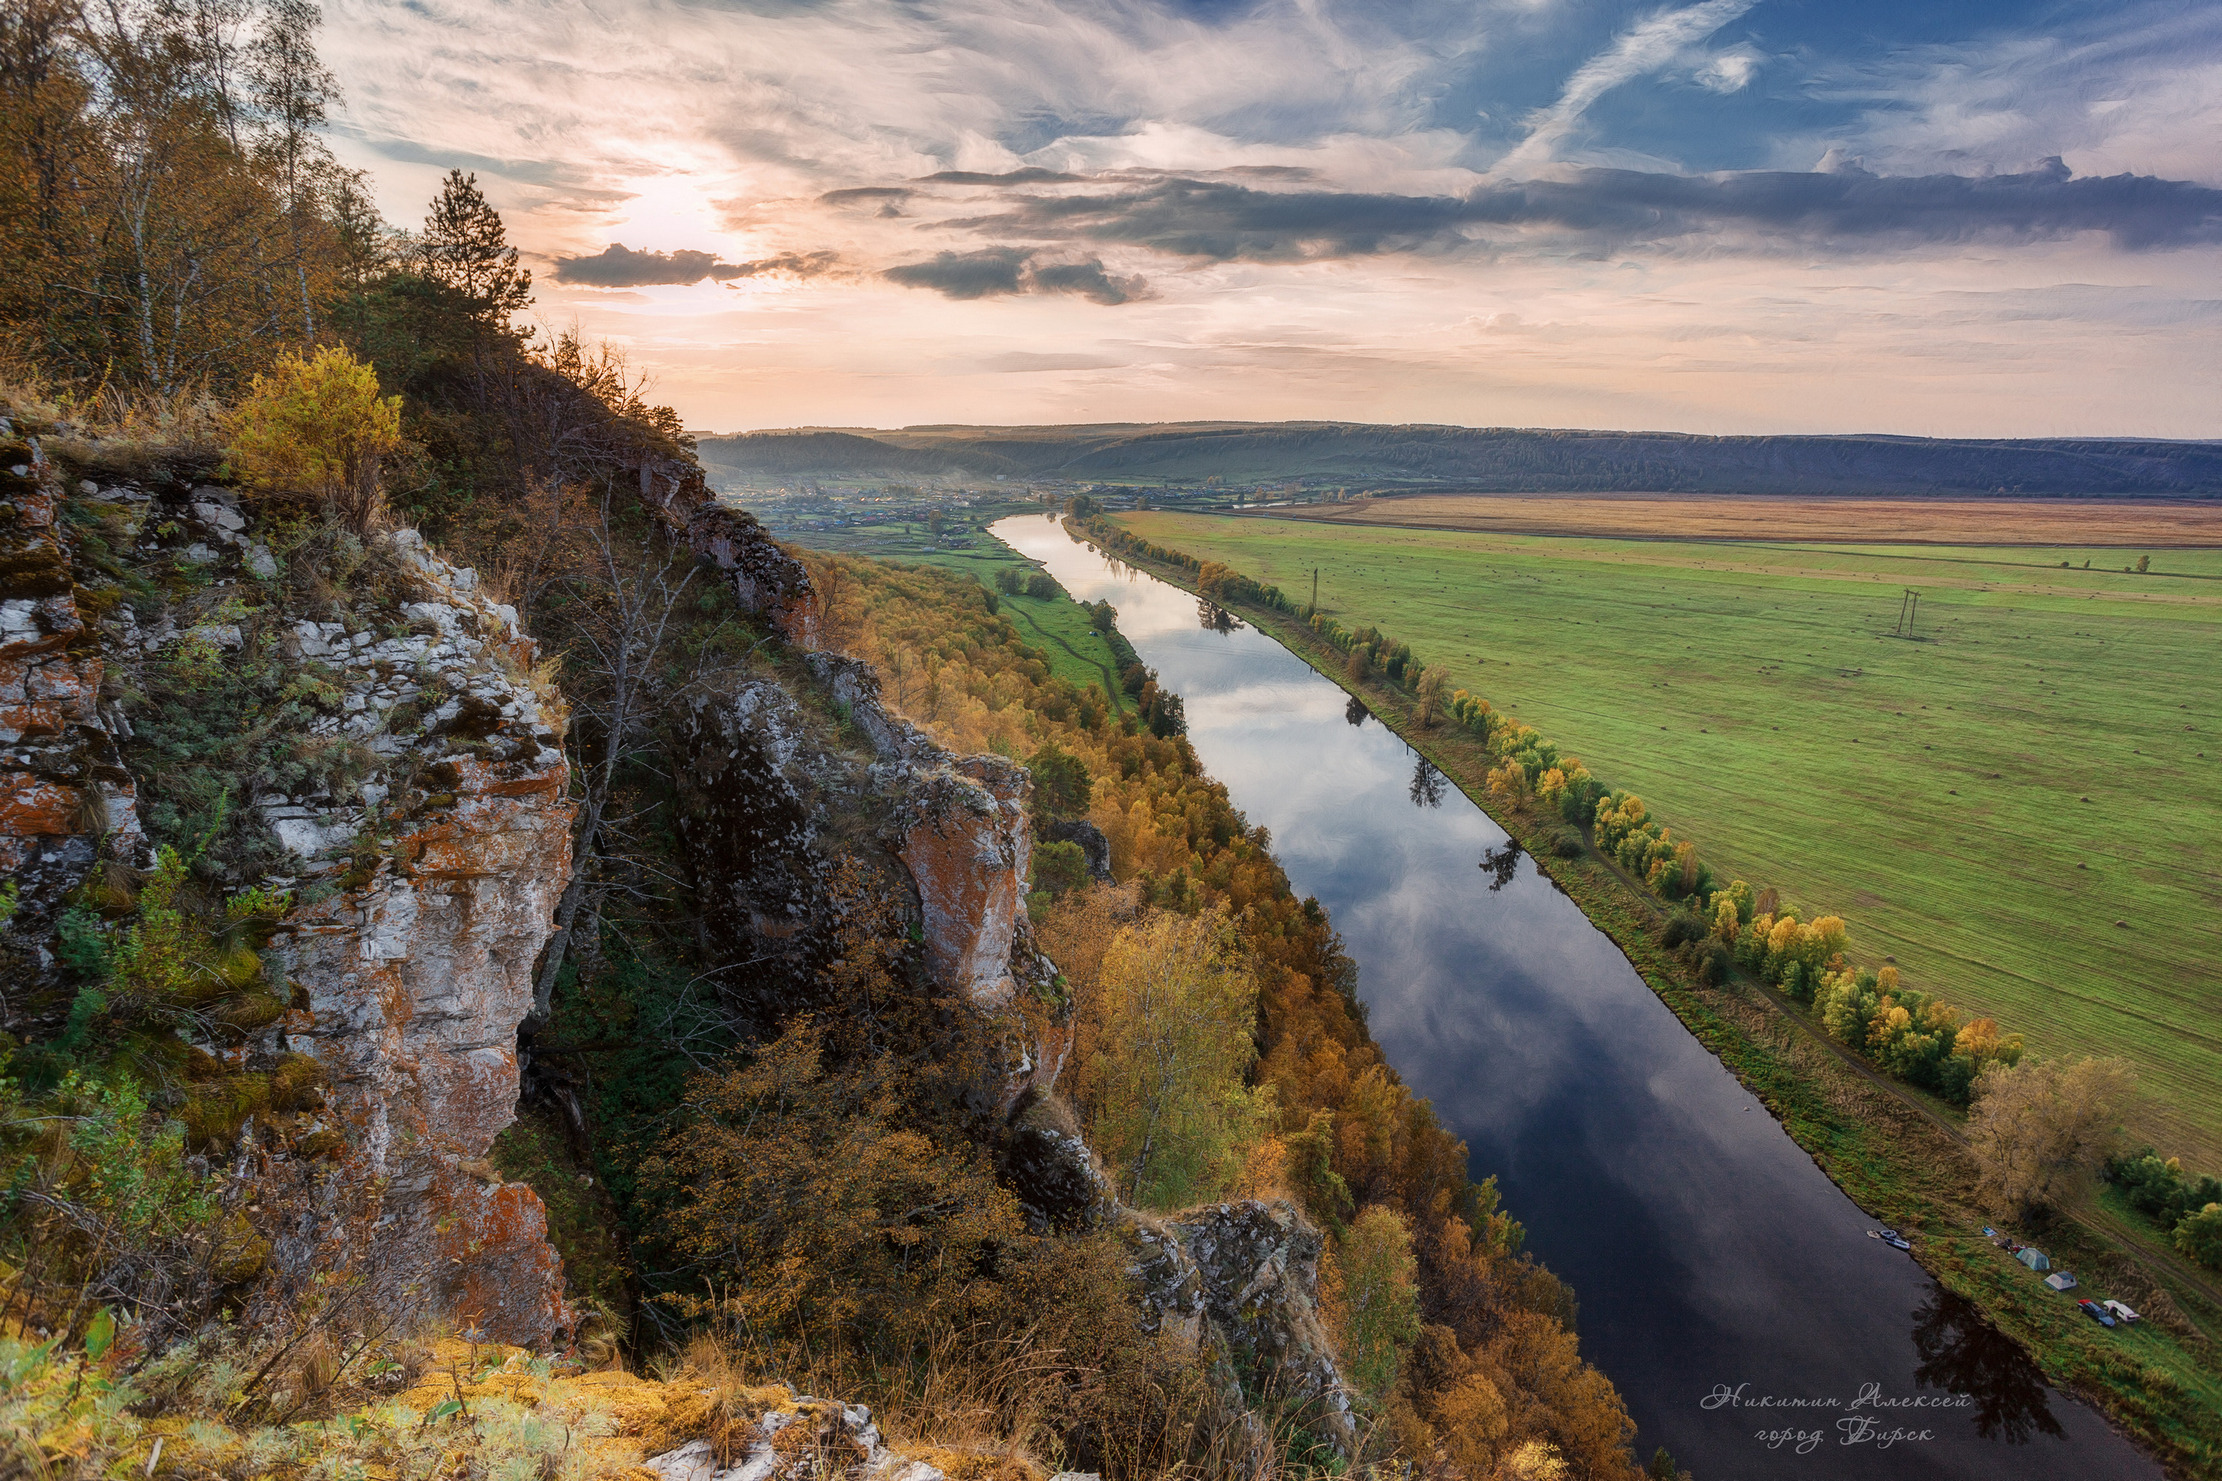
(713, 471, 1368, 543)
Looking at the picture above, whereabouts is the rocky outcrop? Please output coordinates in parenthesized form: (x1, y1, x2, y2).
(0, 432, 577, 1348)
(260, 530, 575, 1347)
(1042, 818, 1112, 883)
(679, 678, 848, 1028)
(1001, 1095, 1117, 1234)
(0, 433, 147, 1029)
(897, 754, 1029, 1007)
(682, 643, 1038, 1018)
(634, 451, 820, 648)
(1126, 1201, 1355, 1459)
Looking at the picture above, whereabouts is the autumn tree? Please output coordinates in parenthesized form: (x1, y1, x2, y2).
(1415, 666, 1449, 727)
(2176, 1204, 2222, 1269)
(1029, 739, 1092, 822)
(246, 0, 341, 339)
(643, 1019, 1020, 1347)
(1082, 909, 1268, 1209)
(1332, 1205, 1420, 1402)
(0, 0, 354, 391)
(1967, 1056, 2135, 1214)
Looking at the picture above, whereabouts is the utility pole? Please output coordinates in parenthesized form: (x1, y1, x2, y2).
(1311, 567, 1319, 617)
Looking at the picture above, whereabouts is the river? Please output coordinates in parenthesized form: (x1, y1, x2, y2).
(992, 514, 2158, 1481)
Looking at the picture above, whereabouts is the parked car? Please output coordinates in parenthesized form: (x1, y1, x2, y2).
(2077, 1300, 2117, 1328)
(2103, 1300, 2141, 1324)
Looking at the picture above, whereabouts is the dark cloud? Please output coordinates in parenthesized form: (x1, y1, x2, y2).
(821, 185, 913, 205)
(881, 247, 1152, 305)
(1026, 258, 1151, 305)
(937, 160, 2222, 262)
(721, 250, 844, 280)
(554, 243, 737, 286)
(919, 167, 1086, 186)
(553, 243, 842, 287)
(883, 247, 1031, 298)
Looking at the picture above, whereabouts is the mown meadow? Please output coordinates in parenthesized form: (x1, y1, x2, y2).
(1109, 512, 2222, 1166)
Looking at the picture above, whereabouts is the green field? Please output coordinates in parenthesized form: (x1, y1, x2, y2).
(784, 516, 1130, 705)
(1116, 511, 2222, 1166)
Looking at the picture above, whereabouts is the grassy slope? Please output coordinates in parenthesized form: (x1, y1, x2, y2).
(788, 517, 1130, 705)
(1113, 512, 2222, 1166)
(1090, 518, 2222, 1478)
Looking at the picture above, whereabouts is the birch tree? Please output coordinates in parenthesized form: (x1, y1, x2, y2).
(1083, 908, 1267, 1209)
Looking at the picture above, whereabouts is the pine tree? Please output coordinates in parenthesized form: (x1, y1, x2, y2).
(417, 167, 532, 328)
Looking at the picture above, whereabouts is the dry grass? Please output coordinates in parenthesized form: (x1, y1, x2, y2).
(1271, 492, 2222, 547)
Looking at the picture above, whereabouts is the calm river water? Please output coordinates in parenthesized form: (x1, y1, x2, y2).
(993, 515, 2157, 1481)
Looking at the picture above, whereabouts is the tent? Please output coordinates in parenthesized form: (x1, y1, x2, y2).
(2045, 1271, 2078, 1292)
(2016, 1247, 2051, 1272)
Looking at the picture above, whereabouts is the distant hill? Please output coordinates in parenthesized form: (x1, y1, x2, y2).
(695, 422, 2222, 495)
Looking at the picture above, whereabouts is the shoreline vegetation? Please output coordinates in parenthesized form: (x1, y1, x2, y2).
(1066, 507, 2222, 1479)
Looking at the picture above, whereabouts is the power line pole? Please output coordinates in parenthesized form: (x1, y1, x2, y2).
(1311, 567, 1319, 616)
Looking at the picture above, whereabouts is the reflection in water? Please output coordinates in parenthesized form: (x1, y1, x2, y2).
(1345, 693, 1371, 727)
(1409, 755, 1446, 809)
(1480, 839, 1525, 892)
(1198, 599, 1240, 632)
(1912, 1289, 2066, 1444)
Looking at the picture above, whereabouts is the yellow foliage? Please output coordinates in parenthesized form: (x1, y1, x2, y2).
(223, 346, 402, 529)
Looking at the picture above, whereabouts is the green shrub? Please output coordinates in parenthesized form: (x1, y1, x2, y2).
(2172, 1203, 2222, 1269)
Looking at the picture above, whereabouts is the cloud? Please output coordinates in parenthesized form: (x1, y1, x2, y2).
(1794, 4, 2222, 187)
(553, 243, 842, 286)
(722, 250, 845, 280)
(921, 167, 1088, 186)
(554, 243, 738, 286)
(935, 160, 2222, 261)
(1694, 46, 1761, 95)
(1027, 257, 1153, 303)
(884, 247, 1031, 298)
(881, 246, 1152, 303)
(821, 186, 914, 205)
(1498, 0, 1757, 176)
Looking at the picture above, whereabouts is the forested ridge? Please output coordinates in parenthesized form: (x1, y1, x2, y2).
(698, 423, 2222, 495)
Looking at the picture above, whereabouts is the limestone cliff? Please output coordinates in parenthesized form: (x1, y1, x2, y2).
(0, 433, 575, 1347)
(4, 417, 1357, 1441)
(1128, 1201, 1356, 1460)
(260, 528, 576, 1347)
(0, 430, 147, 1021)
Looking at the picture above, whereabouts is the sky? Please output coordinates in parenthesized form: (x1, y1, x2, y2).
(323, 0, 2222, 438)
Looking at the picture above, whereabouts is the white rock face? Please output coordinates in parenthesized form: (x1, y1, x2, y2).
(643, 1397, 936, 1481)
(261, 528, 578, 1347)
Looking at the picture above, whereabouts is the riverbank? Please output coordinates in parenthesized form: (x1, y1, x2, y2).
(1069, 517, 2222, 1480)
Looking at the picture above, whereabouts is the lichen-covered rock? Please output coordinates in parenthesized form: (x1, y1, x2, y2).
(681, 644, 1035, 1018)
(897, 754, 1029, 1007)
(679, 679, 849, 1028)
(1000, 1095, 1116, 1234)
(262, 532, 576, 1347)
(1126, 1200, 1355, 1459)
(0, 436, 148, 1028)
(632, 450, 820, 649)
(2, 436, 578, 1347)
